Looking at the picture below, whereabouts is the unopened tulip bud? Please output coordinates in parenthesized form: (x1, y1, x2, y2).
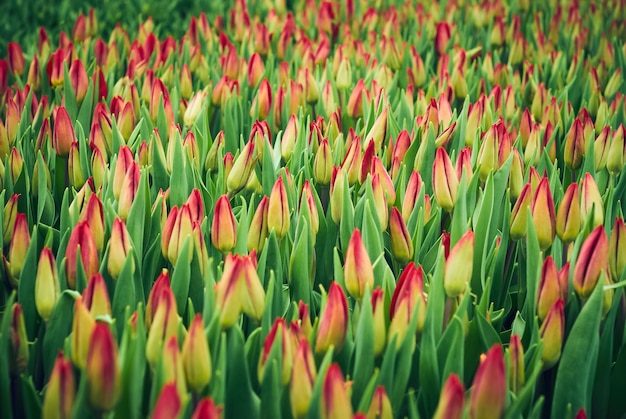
(315, 282, 348, 354)
(7, 213, 30, 285)
(330, 166, 346, 224)
(556, 182, 581, 243)
(433, 374, 465, 419)
(389, 263, 427, 346)
(371, 288, 386, 356)
(146, 287, 179, 367)
(9, 303, 28, 374)
(574, 225, 609, 299)
(35, 247, 60, 322)
(259, 318, 293, 385)
(8, 146, 24, 184)
(510, 183, 532, 241)
(607, 124, 625, 175)
(609, 217, 626, 281)
(321, 364, 353, 419)
(444, 230, 474, 298)
(162, 204, 194, 266)
(69, 59, 88, 103)
(247, 196, 269, 252)
(364, 107, 389, 154)
(66, 221, 100, 290)
(539, 299, 564, 369)
(86, 323, 120, 411)
(80, 194, 104, 252)
(531, 177, 556, 250)
(347, 79, 367, 119)
(191, 397, 222, 419)
(53, 107, 75, 157)
(390, 208, 414, 263)
(7, 42, 25, 76)
(344, 229, 374, 300)
(580, 173, 604, 228)
(433, 147, 459, 212)
(182, 314, 212, 393)
(564, 118, 585, 170)
(107, 217, 133, 280)
(152, 383, 182, 419)
(211, 195, 237, 253)
(314, 138, 333, 185)
(227, 140, 256, 194)
(402, 171, 422, 222)
(247, 53, 265, 87)
(537, 256, 568, 321)
(267, 176, 290, 239)
(118, 162, 140, 220)
(42, 352, 75, 419)
(3, 194, 19, 245)
(184, 91, 206, 127)
(281, 114, 298, 162)
(367, 386, 393, 419)
(290, 339, 316, 419)
(71, 297, 95, 369)
(508, 334, 525, 394)
(469, 345, 506, 419)
(341, 135, 362, 185)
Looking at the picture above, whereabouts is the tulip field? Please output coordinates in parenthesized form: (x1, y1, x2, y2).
(1, 0, 626, 417)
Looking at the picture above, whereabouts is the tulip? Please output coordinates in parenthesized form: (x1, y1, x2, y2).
(258, 318, 293, 385)
(3, 194, 19, 245)
(313, 138, 333, 185)
(71, 297, 95, 369)
(402, 171, 422, 222)
(539, 299, 565, 368)
(300, 180, 320, 240)
(389, 263, 427, 346)
(69, 59, 88, 103)
(145, 270, 171, 329)
(191, 398, 222, 419)
(432, 147, 459, 212)
(118, 162, 140, 220)
(281, 114, 298, 162)
(594, 125, 612, 171)
(508, 334, 525, 394)
(563, 118, 585, 170)
(162, 204, 194, 266)
(112, 146, 135, 201)
(66, 221, 99, 290)
(182, 314, 212, 393)
(341, 135, 362, 185)
(6, 213, 30, 285)
(79, 194, 105, 252)
(321, 364, 353, 419)
(53, 106, 75, 157)
(537, 255, 568, 320)
(433, 374, 465, 419)
(364, 107, 388, 154)
(8, 146, 24, 184)
(315, 282, 348, 354)
(35, 247, 60, 322)
(152, 383, 182, 419)
(227, 139, 256, 194)
(86, 323, 120, 411)
(469, 344, 507, 419)
(574, 225, 609, 299)
(609, 217, 626, 281)
(371, 288, 386, 356)
(580, 173, 604, 229)
(389, 208, 414, 263)
(366, 386, 393, 419)
(371, 174, 389, 231)
(251, 78, 272, 120)
(9, 304, 28, 374)
(211, 195, 237, 253)
(444, 230, 474, 298)
(184, 90, 206, 127)
(344, 229, 374, 300)
(290, 339, 316, 419)
(82, 274, 111, 318)
(556, 182, 581, 243)
(146, 287, 179, 367)
(607, 125, 625, 175)
(509, 183, 532, 241)
(107, 217, 134, 279)
(7, 42, 25, 76)
(267, 176, 290, 239)
(42, 352, 75, 419)
(329, 166, 346, 224)
(248, 195, 269, 252)
(531, 177, 556, 251)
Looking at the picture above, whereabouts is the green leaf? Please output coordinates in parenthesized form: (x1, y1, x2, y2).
(17, 227, 40, 340)
(42, 291, 77, 381)
(170, 237, 192, 317)
(351, 289, 375, 405)
(0, 293, 15, 419)
(111, 248, 137, 338)
(224, 327, 260, 418)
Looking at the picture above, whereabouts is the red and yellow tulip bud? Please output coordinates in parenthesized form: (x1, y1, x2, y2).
(298, 68, 319, 104)
(248, 195, 269, 252)
(66, 221, 99, 290)
(247, 53, 265, 87)
(370, 288, 387, 356)
(7, 42, 25, 76)
(315, 282, 348, 354)
(79, 194, 104, 252)
(341, 135, 362, 185)
(35, 247, 60, 322)
(564, 118, 585, 170)
(227, 139, 256, 194)
(469, 344, 506, 419)
(371, 174, 389, 231)
(330, 166, 346, 224)
(364, 107, 388, 154)
(182, 314, 212, 393)
(211, 195, 237, 253)
(366, 386, 393, 419)
(537, 256, 568, 321)
(9, 303, 28, 374)
(444, 230, 474, 298)
(82, 273, 111, 318)
(86, 323, 120, 411)
(42, 352, 75, 419)
(6, 213, 30, 285)
(107, 217, 133, 280)
(402, 171, 422, 222)
(539, 299, 565, 369)
(531, 177, 556, 250)
(321, 364, 353, 419)
(580, 173, 604, 228)
(389, 263, 427, 346)
(609, 217, 626, 281)
(117, 161, 139, 219)
(300, 180, 320, 240)
(8, 146, 24, 184)
(251, 79, 272, 120)
(152, 383, 182, 419)
(146, 287, 179, 367)
(281, 114, 298, 162)
(69, 59, 88, 104)
(191, 397, 222, 419)
(510, 183, 532, 240)
(71, 297, 95, 369)
(607, 125, 625, 175)
(183, 91, 206, 128)
(604, 68, 622, 98)
(347, 79, 367, 119)
(432, 147, 459, 212)
(508, 334, 525, 394)
(3, 194, 19, 245)
(259, 318, 293, 385)
(296, 301, 313, 340)
(372, 156, 396, 205)
(290, 339, 316, 419)
(268, 176, 290, 239)
(433, 374, 465, 419)
(112, 146, 134, 200)
(145, 270, 170, 329)
(344, 229, 374, 300)
(162, 204, 194, 266)
(477, 124, 500, 182)
(390, 208, 414, 263)
(314, 138, 333, 185)
(556, 182, 581, 243)
(5, 99, 20, 147)
(53, 106, 75, 157)
(574, 225, 609, 299)
(90, 146, 107, 190)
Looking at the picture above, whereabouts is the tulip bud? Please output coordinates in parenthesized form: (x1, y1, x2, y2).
(247, 195, 269, 252)
(300, 180, 320, 240)
(6, 213, 30, 285)
(191, 397, 222, 419)
(344, 229, 374, 300)
(580, 173, 604, 229)
(531, 177, 556, 250)
(556, 182, 581, 243)
(7, 42, 25, 76)
(71, 297, 95, 369)
(117, 162, 140, 220)
(35, 247, 60, 322)
(42, 352, 75, 419)
(66, 221, 99, 290)
(321, 364, 353, 419)
(290, 339, 316, 419)
(69, 59, 88, 103)
(390, 207, 414, 263)
(227, 139, 256, 194)
(313, 138, 333, 185)
(83, 273, 111, 318)
(402, 171, 422, 222)
(267, 176, 290, 239)
(259, 318, 293, 386)
(162, 204, 194, 266)
(432, 147, 459, 212)
(86, 323, 120, 411)
(80, 194, 105, 252)
(112, 146, 135, 201)
(509, 183, 532, 241)
(152, 383, 182, 419)
(537, 256, 568, 321)
(539, 299, 565, 369)
(389, 263, 427, 346)
(281, 114, 298, 162)
(184, 91, 206, 127)
(433, 374, 465, 419)
(9, 303, 28, 374)
(182, 314, 212, 393)
(364, 107, 388, 154)
(574, 225, 609, 299)
(53, 106, 75, 157)
(370, 288, 386, 356)
(107, 217, 134, 280)
(315, 282, 348, 354)
(371, 174, 389, 231)
(444, 230, 474, 298)
(508, 334, 525, 394)
(594, 125, 611, 171)
(469, 345, 506, 419)
(211, 195, 237, 253)
(8, 146, 24, 184)
(329, 166, 346, 224)
(563, 118, 585, 170)
(366, 386, 393, 419)
(609, 217, 626, 281)
(347, 79, 367, 119)
(146, 287, 179, 367)
(3, 194, 19, 246)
